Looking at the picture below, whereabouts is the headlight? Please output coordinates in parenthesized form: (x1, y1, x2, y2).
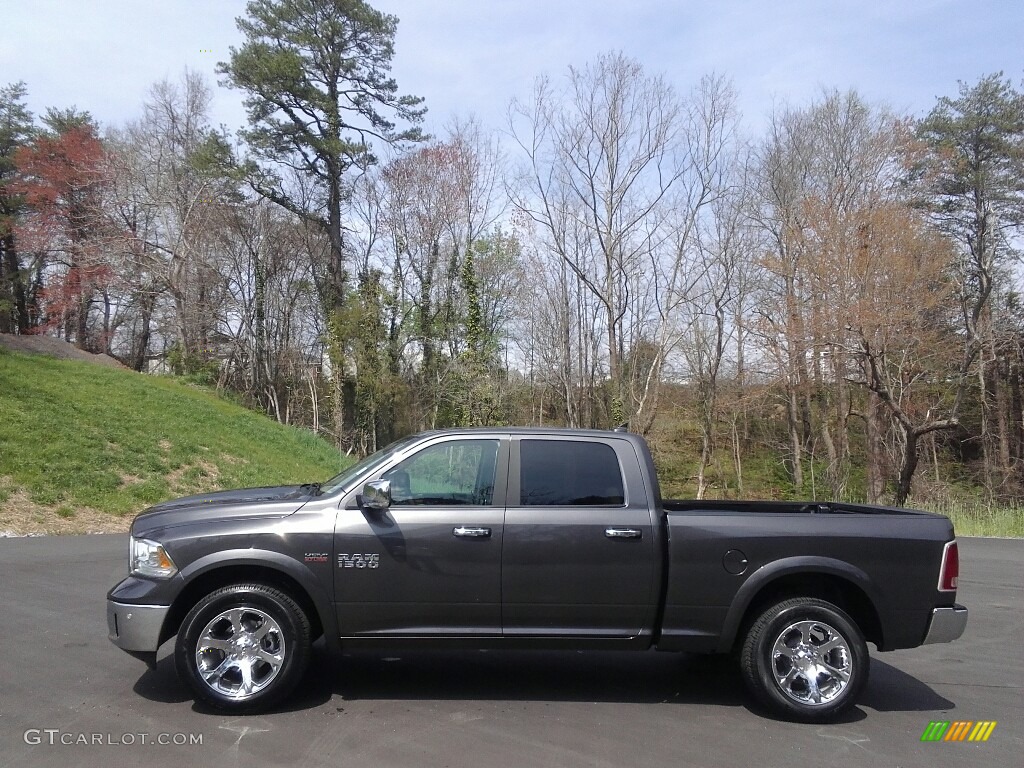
(130, 536, 178, 578)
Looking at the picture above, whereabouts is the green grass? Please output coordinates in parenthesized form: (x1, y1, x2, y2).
(915, 501, 1024, 538)
(0, 348, 350, 526)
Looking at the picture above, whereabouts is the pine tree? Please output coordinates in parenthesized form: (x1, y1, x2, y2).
(0, 82, 35, 332)
(218, 0, 426, 446)
(915, 73, 1024, 494)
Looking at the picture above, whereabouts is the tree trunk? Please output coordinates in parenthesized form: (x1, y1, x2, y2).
(325, 163, 355, 446)
(697, 393, 714, 499)
(331, 362, 345, 446)
(787, 383, 803, 491)
(75, 265, 90, 351)
(977, 321, 993, 492)
(865, 391, 886, 504)
(731, 416, 743, 494)
(696, 436, 710, 500)
(254, 251, 267, 396)
(417, 243, 437, 429)
(784, 270, 805, 490)
(2, 232, 30, 332)
(1010, 356, 1023, 462)
(101, 288, 112, 354)
(994, 354, 1011, 474)
(735, 304, 748, 444)
(0, 251, 10, 334)
(894, 427, 920, 506)
(606, 302, 621, 424)
(130, 294, 154, 372)
(831, 370, 851, 498)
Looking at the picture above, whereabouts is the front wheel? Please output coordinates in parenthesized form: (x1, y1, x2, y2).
(740, 597, 868, 722)
(175, 583, 311, 712)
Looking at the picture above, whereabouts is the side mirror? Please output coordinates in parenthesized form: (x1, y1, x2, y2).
(361, 479, 392, 511)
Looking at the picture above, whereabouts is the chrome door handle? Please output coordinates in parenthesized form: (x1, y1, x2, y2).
(453, 526, 491, 538)
(605, 527, 642, 539)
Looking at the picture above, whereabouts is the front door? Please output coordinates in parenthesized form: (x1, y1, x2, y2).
(501, 436, 658, 638)
(334, 436, 508, 637)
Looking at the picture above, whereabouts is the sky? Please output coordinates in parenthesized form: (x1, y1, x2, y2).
(1, 0, 1021, 139)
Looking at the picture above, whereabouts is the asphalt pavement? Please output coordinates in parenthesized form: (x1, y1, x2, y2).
(0, 535, 1019, 768)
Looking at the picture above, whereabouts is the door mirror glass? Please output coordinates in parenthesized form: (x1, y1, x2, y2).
(361, 479, 392, 511)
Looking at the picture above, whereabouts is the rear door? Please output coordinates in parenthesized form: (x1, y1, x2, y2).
(501, 436, 658, 638)
(334, 435, 509, 637)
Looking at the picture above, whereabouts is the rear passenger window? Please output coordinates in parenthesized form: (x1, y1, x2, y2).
(520, 440, 625, 506)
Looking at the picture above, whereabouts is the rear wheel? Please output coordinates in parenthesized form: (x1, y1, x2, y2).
(175, 583, 311, 712)
(740, 597, 867, 722)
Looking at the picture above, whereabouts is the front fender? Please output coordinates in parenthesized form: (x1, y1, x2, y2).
(173, 548, 338, 648)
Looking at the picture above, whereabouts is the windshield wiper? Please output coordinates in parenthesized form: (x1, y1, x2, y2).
(298, 482, 322, 497)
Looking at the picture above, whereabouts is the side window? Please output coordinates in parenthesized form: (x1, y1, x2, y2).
(382, 439, 499, 506)
(520, 440, 625, 506)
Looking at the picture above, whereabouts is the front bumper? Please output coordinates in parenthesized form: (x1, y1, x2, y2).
(107, 599, 169, 653)
(923, 604, 968, 644)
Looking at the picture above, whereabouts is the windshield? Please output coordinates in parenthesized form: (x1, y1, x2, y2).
(319, 435, 422, 495)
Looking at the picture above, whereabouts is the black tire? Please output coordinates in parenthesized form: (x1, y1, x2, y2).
(740, 597, 868, 722)
(175, 583, 311, 712)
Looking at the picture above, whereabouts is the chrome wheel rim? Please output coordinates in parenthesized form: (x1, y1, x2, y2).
(770, 619, 852, 706)
(195, 607, 285, 699)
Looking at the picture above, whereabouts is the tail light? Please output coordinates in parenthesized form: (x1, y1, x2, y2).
(938, 540, 959, 592)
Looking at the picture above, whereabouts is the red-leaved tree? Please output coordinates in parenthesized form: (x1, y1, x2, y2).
(13, 119, 118, 349)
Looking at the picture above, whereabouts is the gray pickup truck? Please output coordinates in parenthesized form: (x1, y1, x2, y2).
(107, 428, 967, 721)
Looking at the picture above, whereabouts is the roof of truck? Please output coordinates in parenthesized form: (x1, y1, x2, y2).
(412, 426, 640, 439)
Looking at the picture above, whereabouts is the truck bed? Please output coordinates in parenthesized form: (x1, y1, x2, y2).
(657, 499, 954, 654)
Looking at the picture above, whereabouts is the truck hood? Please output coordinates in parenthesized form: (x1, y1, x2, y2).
(131, 485, 310, 535)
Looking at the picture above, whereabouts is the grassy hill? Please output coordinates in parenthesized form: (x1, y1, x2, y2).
(2, 344, 1019, 537)
(0, 348, 350, 535)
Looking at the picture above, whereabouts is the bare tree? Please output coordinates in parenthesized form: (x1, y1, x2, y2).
(680, 154, 755, 498)
(113, 71, 230, 368)
(831, 205, 960, 505)
(750, 90, 906, 497)
(510, 55, 736, 430)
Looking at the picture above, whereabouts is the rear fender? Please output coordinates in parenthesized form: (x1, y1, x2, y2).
(716, 556, 884, 653)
